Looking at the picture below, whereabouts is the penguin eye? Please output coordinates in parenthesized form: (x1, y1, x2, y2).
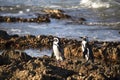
(54, 39, 57, 42)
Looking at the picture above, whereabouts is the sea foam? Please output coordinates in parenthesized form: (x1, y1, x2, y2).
(80, 0, 111, 8)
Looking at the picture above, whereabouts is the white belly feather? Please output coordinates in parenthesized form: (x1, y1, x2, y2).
(53, 45, 63, 61)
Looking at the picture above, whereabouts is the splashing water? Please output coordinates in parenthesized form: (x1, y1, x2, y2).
(80, 0, 120, 8)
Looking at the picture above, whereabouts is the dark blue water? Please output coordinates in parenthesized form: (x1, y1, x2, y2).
(0, 0, 120, 41)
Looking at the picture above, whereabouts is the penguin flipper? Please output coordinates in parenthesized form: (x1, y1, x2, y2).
(57, 45, 65, 60)
(51, 52, 54, 58)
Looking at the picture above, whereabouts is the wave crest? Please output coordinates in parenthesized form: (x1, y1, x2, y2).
(80, 0, 120, 8)
(80, 0, 110, 8)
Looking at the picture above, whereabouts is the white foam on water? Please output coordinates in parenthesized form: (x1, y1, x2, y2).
(0, 0, 120, 9)
(10, 28, 21, 33)
(1, 13, 24, 17)
(80, 0, 111, 8)
(26, 9, 30, 12)
(44, 5, 62, 8)
(19, 11, 24, 14)
(9, 28, 30, 35)
(88, 22, 120, 26)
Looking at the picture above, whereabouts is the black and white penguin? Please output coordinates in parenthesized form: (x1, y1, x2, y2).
(52, 37, 64, 61)
(81, 36, 94, 63)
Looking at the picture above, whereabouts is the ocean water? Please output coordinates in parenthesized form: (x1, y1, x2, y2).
(0, 49, 52, 57)
(0, 0, 120, 41)
(24, 49, 52, 57)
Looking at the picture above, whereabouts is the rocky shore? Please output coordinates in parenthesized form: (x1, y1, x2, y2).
(0, 8, 86, 24)
(0, 30, 120, 80)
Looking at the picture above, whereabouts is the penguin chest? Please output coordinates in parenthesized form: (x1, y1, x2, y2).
(53, 45, 61, 57)
(82, 41, 87, 52)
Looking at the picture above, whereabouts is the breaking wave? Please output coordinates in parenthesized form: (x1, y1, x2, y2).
(79, 0, 120, 8)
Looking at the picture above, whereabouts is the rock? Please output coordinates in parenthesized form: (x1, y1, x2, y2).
(25, 34, 36, 38)
(67, 76, 72, 80)
(0, 55, 4, 65)
(86, 75, 94, 80)
(1, 50, 32, 63)
(0, 30, 10, 39)
(79, 18, 86, 21)
(0, 15, 50, 23)
(43, 9, 64, 14)
(43, 8, 71, 19)
(0, 49, 120, 80)
(50, 13, 71, 19)
(1, 34, 120, 61)
(10, 34, 19, 38)
(14, 70, 29, 79)
(0, 35, 120, 80)
(5, 41, 15, 49)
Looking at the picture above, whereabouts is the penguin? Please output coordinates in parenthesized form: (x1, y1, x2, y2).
(52, 37, 64, 61)
(81, 36, 94, 63)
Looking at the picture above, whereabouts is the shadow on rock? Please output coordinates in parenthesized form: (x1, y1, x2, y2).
(45, 64, 77, 80)
(0, 50, 32, 65)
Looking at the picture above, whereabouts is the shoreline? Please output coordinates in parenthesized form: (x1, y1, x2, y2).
(0, 30, 120, 60)
(0, 30, 120, 79)
(0, 8, 120, 42)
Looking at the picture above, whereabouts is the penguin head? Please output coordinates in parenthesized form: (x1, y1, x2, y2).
(53, 37, 60, 44)
(83, 37, 87, 41)
(82, 36, 88, 41)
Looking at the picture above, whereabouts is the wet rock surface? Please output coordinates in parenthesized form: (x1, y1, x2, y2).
(0, 14, 50, 23)
(0, 30, 120, 80)
(0, 8, 86, 24)
(43, 8, 71, 19)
